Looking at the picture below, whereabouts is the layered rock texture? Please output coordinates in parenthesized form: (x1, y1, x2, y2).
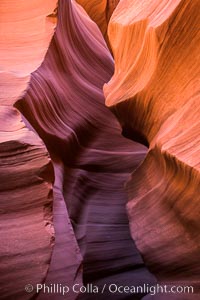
(104, 0, 200, 296)
(76, 0, 120, 39)
(0, 0, 199, 299)
(16, 1, 156, 299)
(0, 0, 57, 299)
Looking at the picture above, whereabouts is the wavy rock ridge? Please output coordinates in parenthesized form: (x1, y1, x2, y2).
(104, 0, 200, 295)
(0, 0, 56, 299)
(76, 0, 120, 40)
(16, 1, 156, 299)
(0, 0, 199, 299)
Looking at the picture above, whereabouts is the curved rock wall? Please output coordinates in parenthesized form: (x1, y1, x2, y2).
(1, 0, 199, 299)
(16, 1, 156, 299)
(76, 0, 120, 39)
(104, 0, 200, 293)
(0, 1, 57, 299)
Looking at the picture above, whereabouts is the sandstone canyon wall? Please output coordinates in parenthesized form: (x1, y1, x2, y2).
(0, 0, 199, 299)
(104, 0, 200, 296)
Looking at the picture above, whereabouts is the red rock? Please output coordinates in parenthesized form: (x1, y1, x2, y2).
(104, 0, 200, 293)
(0, 107, 54, 299)
(16, 0, 156, 299)
(0, 1, 57, 299)
(76, 0, 119, 42)
(1, 0, 200, 299)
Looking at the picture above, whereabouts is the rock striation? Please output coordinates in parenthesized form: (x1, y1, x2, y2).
(1, 0, 199, 299)
(104, 0, 200, 294)
(16, 0, 156, 299)
(0, 1, 57, 299)
(76, 0, 120, 43)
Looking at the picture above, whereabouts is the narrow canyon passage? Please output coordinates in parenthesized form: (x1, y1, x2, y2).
(1, 0, 200, 299)
(15, 1, 156, 299)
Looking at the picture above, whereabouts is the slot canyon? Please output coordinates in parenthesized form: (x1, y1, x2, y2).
(0, 0, 199, 299)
